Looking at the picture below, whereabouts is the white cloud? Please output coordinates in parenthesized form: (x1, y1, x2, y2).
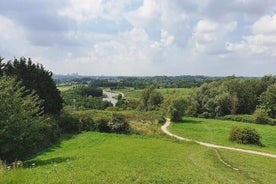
(226, 14, 276, 56)
(2, 0, 276, 76)
(58, 0, 102, 22)
(193, 20, 237, 53)
(0, 15, 25, 40)
(252, 14, 276, 34)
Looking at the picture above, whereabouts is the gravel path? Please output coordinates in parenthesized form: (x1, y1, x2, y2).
(161, 119, 276, 158)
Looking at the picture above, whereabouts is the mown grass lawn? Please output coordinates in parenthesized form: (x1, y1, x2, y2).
(1, 132, 275, 184)
(169, 117, 276, 154)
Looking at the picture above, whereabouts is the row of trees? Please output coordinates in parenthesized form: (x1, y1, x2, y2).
(188, 76, 276, 119)
(135, 76, 276, 123)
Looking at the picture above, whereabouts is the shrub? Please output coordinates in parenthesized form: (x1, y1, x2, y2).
(96, 118, 110, 132)
(221, 114, 255, 123)
(57, 113, 79, 133)
(254, 108, 272, 125)
(229, 126, 262, 146)
(158, 116, 166, 124)
(107, 114, 130, 134)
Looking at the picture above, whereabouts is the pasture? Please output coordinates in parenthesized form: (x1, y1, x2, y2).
(1, 132, 275, 183)
(169, 117, 276, 154)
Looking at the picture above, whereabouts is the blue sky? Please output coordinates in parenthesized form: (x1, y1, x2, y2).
(1, 0, 276, 76)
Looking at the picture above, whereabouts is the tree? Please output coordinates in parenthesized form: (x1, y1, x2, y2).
(3, 57, 63, 114)
(139, 85, 163, 111)
(0, 76, 59, 162)
(260, 84, 276, 118)
(253, 107, 272, 124)
(0, 56, 4, 76)
(169, 98, 187, 121)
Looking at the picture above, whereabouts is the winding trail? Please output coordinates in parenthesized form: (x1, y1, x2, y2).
(161, 119, 276, 158)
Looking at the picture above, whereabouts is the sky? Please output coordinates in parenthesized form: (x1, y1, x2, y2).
(0, 0, 276, 76)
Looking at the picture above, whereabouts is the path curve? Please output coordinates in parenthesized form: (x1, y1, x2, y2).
(161, 119, 276, 158)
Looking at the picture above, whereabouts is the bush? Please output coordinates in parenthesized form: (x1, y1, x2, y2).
(221, 114, 255, 123)
(254, 108, 272, 125)
(158, 116, 166, 124)
(57, 113, 79, 133)
(107, 114, 130, 134)
(96, 118, 110, 132)
(229, 126, 262, 146)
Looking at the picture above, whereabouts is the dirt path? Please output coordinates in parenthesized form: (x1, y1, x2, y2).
(161, 119, 276, 158)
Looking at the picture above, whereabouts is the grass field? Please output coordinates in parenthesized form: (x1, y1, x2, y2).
(169, 117, 276, 154)
(1, 132, 275, 184)
(57, 85, 73, 92)
(114, 88, 193, 101)
(157, 88, 193, 97)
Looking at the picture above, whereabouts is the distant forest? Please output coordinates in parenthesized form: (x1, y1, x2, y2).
(54, 75, 252, 89)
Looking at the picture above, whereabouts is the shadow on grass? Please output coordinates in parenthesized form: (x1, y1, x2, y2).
(24, 133, 77, 164)
(24, 156, 74, 168)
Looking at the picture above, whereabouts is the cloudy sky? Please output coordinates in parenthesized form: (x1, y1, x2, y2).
(1, 0, 276, 76)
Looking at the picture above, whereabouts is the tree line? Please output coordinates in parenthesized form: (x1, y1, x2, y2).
(55, 75, 224, 89)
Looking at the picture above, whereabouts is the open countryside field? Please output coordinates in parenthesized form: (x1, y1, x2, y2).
(1, 132, 275, 184)
(114, 87, 193, 101)
(169, 117, 276, 154)
(157, 88, 193, 97)
(57, 85, 73, 92)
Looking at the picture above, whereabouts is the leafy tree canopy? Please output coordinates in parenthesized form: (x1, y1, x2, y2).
(2, 57, 63, 115)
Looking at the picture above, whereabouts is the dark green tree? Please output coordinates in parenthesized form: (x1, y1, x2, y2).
(3, 57, 63, 114)
(0, 76, 59, 162)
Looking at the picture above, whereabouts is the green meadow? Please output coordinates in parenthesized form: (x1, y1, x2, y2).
(57, 85, 73, 92)
(1, 132, 275, 184)
(169, 117, 276, 154)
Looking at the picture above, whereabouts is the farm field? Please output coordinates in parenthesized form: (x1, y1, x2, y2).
(169, 117, 276, 154)
(1, 132, 275, 184)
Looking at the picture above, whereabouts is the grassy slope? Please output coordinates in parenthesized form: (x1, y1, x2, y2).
(169, 117, 276, 154)
(1, 132, 275, 184)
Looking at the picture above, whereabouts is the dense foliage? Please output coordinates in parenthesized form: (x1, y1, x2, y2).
(139, 85, 163, 111)
(188, 76, 276, 120)
(169, 98, 187, 121)
(0, 76, 59, 162)
(2, 57, 63, 115)
(61, 86, 112, 110)
(229, 127, 262, 145)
